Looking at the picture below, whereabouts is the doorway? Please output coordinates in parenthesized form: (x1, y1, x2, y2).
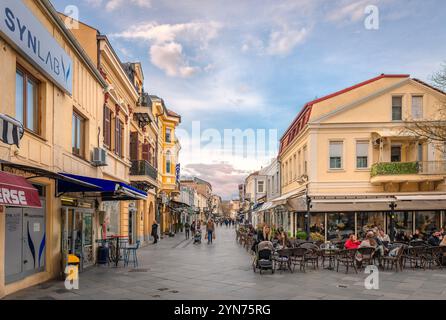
(61, 207, 94, 272)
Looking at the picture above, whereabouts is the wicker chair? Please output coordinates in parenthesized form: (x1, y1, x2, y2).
(336, 249, 358, 274)
(290, 247, 307, 272)
(382, 245, 406, 272)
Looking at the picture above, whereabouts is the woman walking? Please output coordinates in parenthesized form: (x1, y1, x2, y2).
(151, 220, 159, 244)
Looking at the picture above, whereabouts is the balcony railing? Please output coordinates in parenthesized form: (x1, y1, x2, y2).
(130, 160, 158, 180)
(371, 161, 446, 177)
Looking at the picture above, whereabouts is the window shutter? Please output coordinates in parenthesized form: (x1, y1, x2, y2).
(356, 141, 368, 157)
(130, 132, 138, 160)
(142, 143, 150, 162)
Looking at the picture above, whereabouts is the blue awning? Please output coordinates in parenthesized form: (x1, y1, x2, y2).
(57, 173, 147, 201)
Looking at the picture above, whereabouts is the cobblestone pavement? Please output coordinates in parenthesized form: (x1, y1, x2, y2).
(4, 226, 446, 300)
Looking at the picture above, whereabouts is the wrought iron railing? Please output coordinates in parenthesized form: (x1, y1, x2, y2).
(130, 160, 157, 180)
(371, 161, 446, 177)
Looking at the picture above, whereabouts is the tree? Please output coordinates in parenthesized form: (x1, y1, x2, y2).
(404, 64, 446, 149)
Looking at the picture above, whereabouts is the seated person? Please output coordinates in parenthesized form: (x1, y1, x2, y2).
(344, 233, 361, 250)
(411, 229, 424, 240)
(428, 232, 442, 247)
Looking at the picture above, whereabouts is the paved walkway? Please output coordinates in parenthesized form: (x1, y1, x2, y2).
(4, 226, 446, 300)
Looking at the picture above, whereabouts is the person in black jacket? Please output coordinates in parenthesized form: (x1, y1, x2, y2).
(428, 232, 442, 247)
(151, 221, 159, 244)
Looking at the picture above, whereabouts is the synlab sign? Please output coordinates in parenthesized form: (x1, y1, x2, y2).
(0, 0, 73, 95)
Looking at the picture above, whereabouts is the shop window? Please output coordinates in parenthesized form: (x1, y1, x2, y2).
(309, 213, 325, 241)
(72, 111, 85, 157)
(327, 212, 354, 241)
(357, 212, 384, 238)
(392, 96, 403, 121)
(415, 211, 440, 238)
(16, 67, 40, 134)
(389, 211, 413, 239)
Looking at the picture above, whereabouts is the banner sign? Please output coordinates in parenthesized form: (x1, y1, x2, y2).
(0, 0, 73, 94)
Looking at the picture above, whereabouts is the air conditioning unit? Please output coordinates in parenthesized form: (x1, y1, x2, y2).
(92, 147, 108, 167)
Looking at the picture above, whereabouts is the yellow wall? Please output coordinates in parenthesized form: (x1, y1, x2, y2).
(0, 0, 105, 298)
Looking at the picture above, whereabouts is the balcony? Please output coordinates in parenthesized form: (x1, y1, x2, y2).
(370, 161, 446, 189)
(130, 160, 158, 187)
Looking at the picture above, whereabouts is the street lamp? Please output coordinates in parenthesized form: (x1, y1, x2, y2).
(389, 202, 397, 241)
(305, 187, 312, 241)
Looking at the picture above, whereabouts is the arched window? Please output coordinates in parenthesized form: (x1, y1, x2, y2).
(166, 151, 172, 174)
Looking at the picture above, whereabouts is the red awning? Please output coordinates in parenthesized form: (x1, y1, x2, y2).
(0, 171, 41, 208)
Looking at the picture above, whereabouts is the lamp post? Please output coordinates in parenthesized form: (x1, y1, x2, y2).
(305, 187, 312, 241)
(389, 202, 397, 241)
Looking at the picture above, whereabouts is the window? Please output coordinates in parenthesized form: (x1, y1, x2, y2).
(303, 146, 308, 174)
(329, 141, 343, 169)
(298, 150, 302, 177)
(392, 96, 403, 121)
(166, 128, 172, 143)
(166, 151, 172, 174)
(16, 68, 39, 134)
(103, 106, 112, 148)
(72, 112, 85, 157)
(418, 143, 423, 162)
(356, 141, 369, 168)
(115, 118, 124, 157)
(257, 181, 264, 193)
(412, 96, 423, 119)
(391, 145, 401, 162)
(293, 154, 297, 180)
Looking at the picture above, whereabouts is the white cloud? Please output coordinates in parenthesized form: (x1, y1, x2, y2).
(327, 0, 377, 24)
(84, 0, 151, 11)
(150, 42, 198, 78)
(266, 25, 309, 56)
(113, 21, 221, 77)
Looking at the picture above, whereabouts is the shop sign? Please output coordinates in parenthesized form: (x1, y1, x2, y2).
(0, 0, 73, 94)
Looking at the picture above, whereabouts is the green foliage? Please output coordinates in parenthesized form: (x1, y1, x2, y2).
(295, 231, 307, 240)
(371, 162, 419, 177)
(310, 232, 325, 242)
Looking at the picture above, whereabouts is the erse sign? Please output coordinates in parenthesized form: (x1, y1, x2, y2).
(0, 0, 73, 95)
(0, 188, 28, 206)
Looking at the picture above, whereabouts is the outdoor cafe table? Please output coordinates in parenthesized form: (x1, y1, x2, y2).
(321, 248, 339, 270)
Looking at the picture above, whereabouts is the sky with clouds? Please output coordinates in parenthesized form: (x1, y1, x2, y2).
(55, 0, 446, 199)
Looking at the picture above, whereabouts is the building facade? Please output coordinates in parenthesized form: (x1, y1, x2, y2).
(278, 74, 446, 241)
(0, 0, 107, 298)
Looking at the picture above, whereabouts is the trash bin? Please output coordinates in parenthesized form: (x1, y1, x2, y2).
(97, 246, 109, 265)
(66, 254, 80, 278)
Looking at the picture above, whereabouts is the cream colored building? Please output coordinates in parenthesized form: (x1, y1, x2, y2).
(277, 74, 446, 241)
(0, 0, 107, 298)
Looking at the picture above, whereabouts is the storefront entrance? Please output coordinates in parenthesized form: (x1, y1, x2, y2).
(5, 199, 46, 284)
(61, 207, 94, 272)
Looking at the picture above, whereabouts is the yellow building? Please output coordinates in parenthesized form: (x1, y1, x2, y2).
(66, 19, 157, 245)
(0, 0, 107, 298)
(278, 74, 446, 241)
(150, 96, 181, 234)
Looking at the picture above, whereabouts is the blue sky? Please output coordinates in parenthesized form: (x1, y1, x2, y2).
(54, 0, 446, 199)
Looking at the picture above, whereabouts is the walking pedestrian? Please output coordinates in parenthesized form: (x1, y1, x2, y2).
(185, 221, 191, 239)
(151, 220, 159, 244)
(206, 219, 216, 244)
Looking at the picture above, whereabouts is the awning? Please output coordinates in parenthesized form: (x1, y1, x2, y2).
(0, 114, 24, 147)
(0, 171, 41, 208)
(272, 190, 304, 206)
(58, 173, 147, 201)
(395, 194, 446, 201)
